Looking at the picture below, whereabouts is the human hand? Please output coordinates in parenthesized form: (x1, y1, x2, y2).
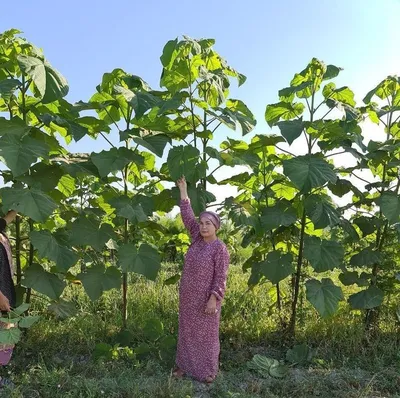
(176, 176, 187, 192)
(0, 291, 10, 312)
(205, 294, 217, 315)
(3, 210, 17, 225)
(176, 176, 189, 200)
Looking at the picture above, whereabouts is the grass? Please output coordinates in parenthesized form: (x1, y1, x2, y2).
(1, 264, 400, 397)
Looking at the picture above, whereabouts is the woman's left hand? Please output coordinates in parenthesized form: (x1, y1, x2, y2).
(4, 210, 17, 225)
(205, 295, 218, 315)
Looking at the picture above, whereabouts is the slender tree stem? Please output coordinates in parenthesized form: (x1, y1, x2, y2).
(275, 146, 296, 157)
(100, 132, 116, 148)
(288, 209, 306, 336)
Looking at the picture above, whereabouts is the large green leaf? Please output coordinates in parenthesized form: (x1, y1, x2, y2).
(143, 318, 164, 341)
(58, 175, 75, 197)
(228, 205, 253, 228)
(323, 65, 342, 80)
(109, 195, 147, 222)
(350, 248, 382, 266)
(282, 155, 337, 192)
(276, 119, 304, 145)
(353, 216, 379, 237)
(340, 219, 360, 242)
(278, 82, 314, 99)
(363, 77, 398, 104)
(61, 159, 100, 178)
(328, 178, 354, 197)
(0, 134, 49, 176)
(305, 194, 340, 229)
(223, 99, 256, 135)
(0, 117, 31, 137)
(0, 187, 57, 222)
(286, 343, 313, 365)
(289, 58, 326, 98)
(303, 236, 344, 272)
(23, 263, 66, 300)
(19, 315, 41, 329)
(91, 147, 144, 177)
(30, 230, 79, 272)
(377, 192, 400, 224)
(0, 327, 21, 345)
(339, 271, 369, 287)
(248, 134, 285, 152)
(265, 102, 305, 126)
(17, 55, 69, 103)
(119, 88, 162, 119)
(102, 266, 122, 291)
(77, 265, 121, 301)
(16, 163, 64, 191)
(348, 286, 384, 309)
(131, 194, 155, 216)
(322, 83, 356, 106)
(0, 78, 20, 102)
(306, 278, 343, 318)
(167, 145, 206, 184)
(47, 299, 78, 319)
(247, 354, 288, 379)
(118, 243, 161, 280)
(187, 185, 216, 215)
(130, 134, 171, 157)
(152, 188, 176, 213)
(160, 38, 179, 68)
(70, 218, 116, 251)
(260, 200, 297, 230)
(260, 251, 294, 284)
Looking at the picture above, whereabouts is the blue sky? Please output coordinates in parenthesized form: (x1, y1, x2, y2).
(1, 0, 399, 177)
(3, 0, 400, 131)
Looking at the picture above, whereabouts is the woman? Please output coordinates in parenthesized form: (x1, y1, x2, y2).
(0, 210, 17, 368)
(173, 176, 230, 383)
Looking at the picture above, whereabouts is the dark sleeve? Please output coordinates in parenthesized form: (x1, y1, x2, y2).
(0, 219, 6, 233)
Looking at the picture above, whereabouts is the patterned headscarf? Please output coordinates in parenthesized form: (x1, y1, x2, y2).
(199, 211, 221, 230)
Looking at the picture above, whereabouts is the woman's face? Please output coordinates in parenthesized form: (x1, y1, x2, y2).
(199, 217, 217, 239)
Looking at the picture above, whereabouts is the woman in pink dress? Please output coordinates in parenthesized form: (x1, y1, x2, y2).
(173, 176, 230, 384)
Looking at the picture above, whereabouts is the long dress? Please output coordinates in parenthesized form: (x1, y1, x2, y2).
(175, 199, 230, 381)
(0, 218, 16, 366)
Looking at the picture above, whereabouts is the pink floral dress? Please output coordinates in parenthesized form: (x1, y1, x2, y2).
(175, 199, 230, 381)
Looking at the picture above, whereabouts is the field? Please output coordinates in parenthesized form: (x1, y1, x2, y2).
(1, 264, 399, 398)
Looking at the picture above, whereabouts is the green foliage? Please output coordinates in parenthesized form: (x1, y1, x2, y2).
(303, 237, 344, 273)
(0, 303, 40, 345)
(282, 155, 337, 193)
(23, 263, 66, 300)
(348, 286, 384, 309)
(286, 343, 314, 365)
(260, 251, 294, 284)
(306, 278, 344, 318)
(0, 29, 399, 345)
(77, 264, 121, 301)
(117, 243, 161, 280)
(30, 230, 78, 272)
(247, 354, 288, 379)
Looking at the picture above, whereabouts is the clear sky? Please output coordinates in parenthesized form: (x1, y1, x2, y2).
(1, 0, 399, 201)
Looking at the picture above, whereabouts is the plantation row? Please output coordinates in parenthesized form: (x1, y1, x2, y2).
(0, 28, 399, 341)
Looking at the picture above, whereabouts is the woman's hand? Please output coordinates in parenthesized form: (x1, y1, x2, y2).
(176, 176, 187, 191)
(205, 294, 217, 315)
(0, 291, 10, 312)
(3, 210, 17, 225)
(176, 176, 188, 200)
